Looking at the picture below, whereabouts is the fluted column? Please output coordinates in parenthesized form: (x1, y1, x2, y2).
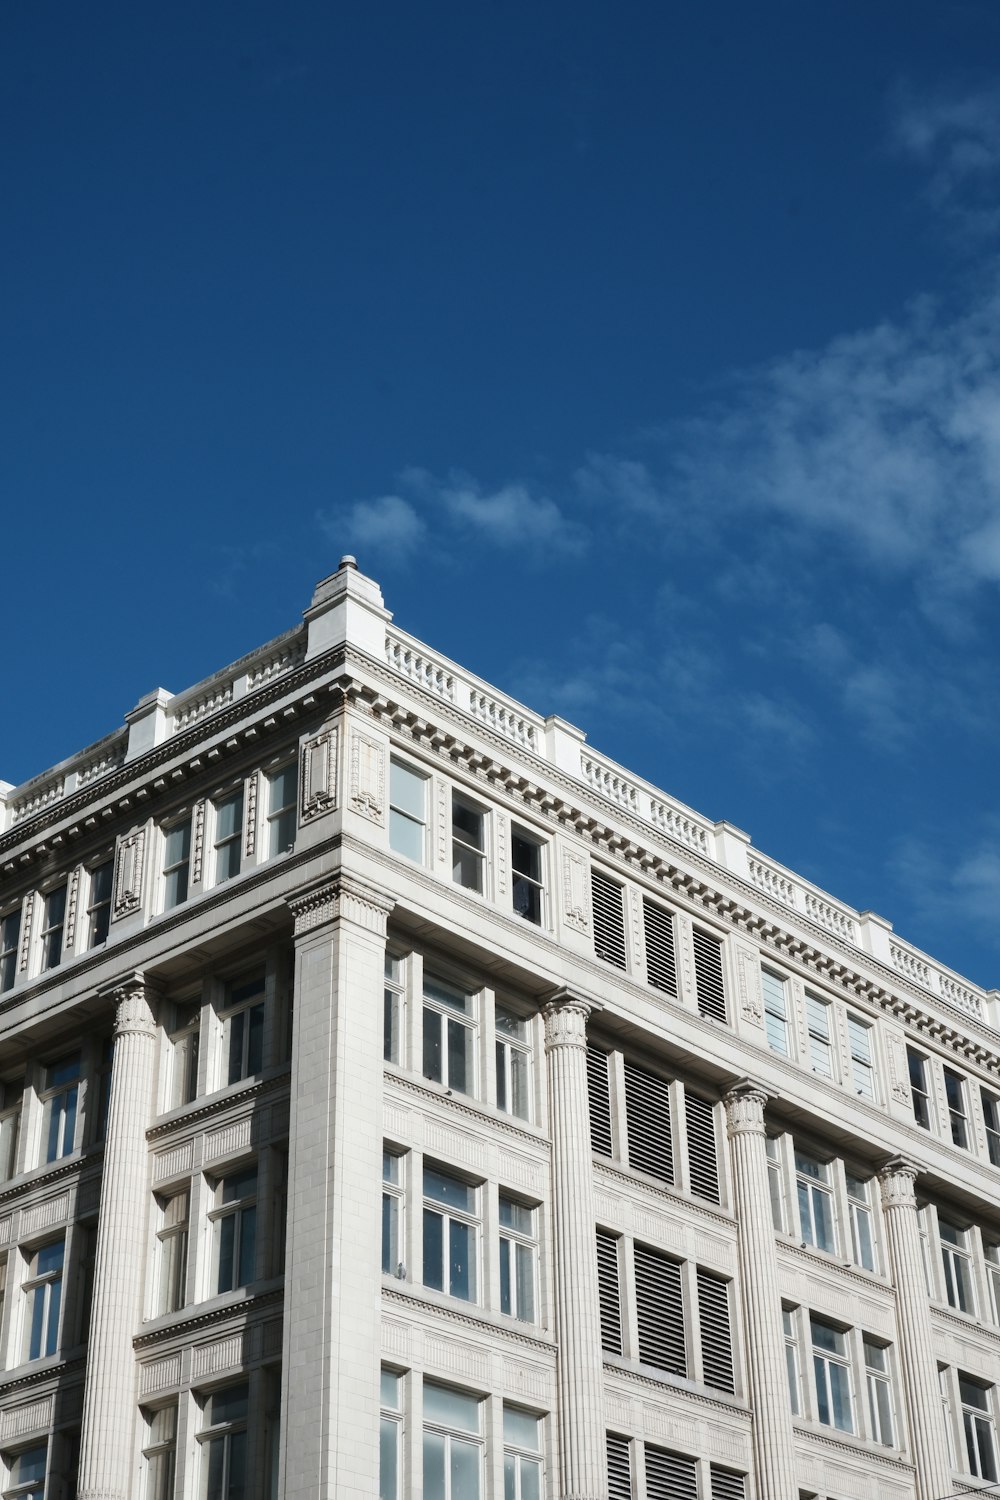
(543, 991, 608, 1500)
(724, 1081, 797, 1500)
(878, 1157, 953, 1500)
(279, 872, 394, 1500)
(79, 974, 158, 1500)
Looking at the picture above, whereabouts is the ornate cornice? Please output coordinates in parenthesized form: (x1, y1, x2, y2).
(385, 1069, 548, 1148)
(133, 1287, 284, 1350)
(774, 1236, 896, 1294)
(145, 1069, 291, 1142)
(791, 1420, 915, 1473)
(602, 1354, 751, 1418)
(380, 1283, 555, 1355)
(592, 1159, 736, 1231)
(0, 1356, 85, 1398)
(0, 1149, 102, 1209)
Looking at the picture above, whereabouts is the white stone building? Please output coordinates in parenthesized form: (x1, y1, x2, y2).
(0, 557, 998, 1500)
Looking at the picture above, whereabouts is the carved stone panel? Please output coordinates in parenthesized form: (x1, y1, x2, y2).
(112, 830, 146, 919)
(302, 726, 339, 821)
(562, 849, 590, 933)
(349, 731, 385, 822)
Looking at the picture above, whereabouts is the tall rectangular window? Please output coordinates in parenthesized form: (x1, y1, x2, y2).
(423, 976, 476, 1096)
(155, 1191, 189, 1315)
(766, 1137, 786, 1232)
(634, 1243, 686, 1377)
(40, 885, 66, 971)
(198, 1383, 248, 1500)
(697, 1268, 735, 1393)
(846, 1173, 876, 1272)
(495, 1008, 531, 1120)
(0, 1078, 22, 1183)
(451, 794, 486, 893)
(384, 954, 404, 1064)
(162, 818, 191, 909)
(642, 898, 677, 996)
(40, 1055, 80, 1163)
(423, 1382, 482, 1500)
(499, 1196, 537, 1323)
(908, 1048, 931, 1129)
(795, 1151, 835, 1253)
(213, 789, 244, 885)
(389, 758, 428, 864)
(423, 1167, 478, 1302)
(761, 970, 789, 1055)
(811, 1316, 854, 1432)
(805, 994, 834, 1077)
(23, 1239, 64, 1360)
(961, 1375, 999, 1482)
(692, 927, 726, 1022)
(86, 860, 114, 948)
(503, 1408, 542, 1500)
(142, 1406, 177, 1500)
(380, 1370, 402, 1500)
(685, 1091, 721, 1204)
(591, 868, 626, 970)
(986, 1242, 1000, 1325)
(223, 975, 265, 1085)
(783, 1307, 801, 1415)
(213, 1166, 257, 1292)
(982, 1090, 1000, 1169)
(382, 1150, 404, 1276)
(266, 761, 297, 858)
(944, 1069, 970, 1148)
(623, 1058, 673, 1186)
(939, 1219, 976, 1313)
(846, 1016, 875, 1100)
(864, 1339, 895, 1446)
(587, 1045, 613, 1158)
(2, 1444, 47, 1500)
(596, 1230, 623, 1356)
(511, 829, 543, 925)
(0, 908, 20, 993)
(168, 1001, 201, 1110)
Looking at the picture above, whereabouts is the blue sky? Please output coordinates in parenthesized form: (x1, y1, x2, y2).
(3, 2, 1000, 987)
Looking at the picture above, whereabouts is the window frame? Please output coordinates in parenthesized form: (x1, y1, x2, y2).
(211, 786, 245, 887)
(960, 1373, 1000, 1483)
(161, 814, 192, 911)
(804, 992, 836, 1079)
(154, 1189, 190, 1316)
(810, 1314, 855, 1434)
(510, 827, 545, 926)
(211, 1162, 258, 1294)
(907, 1047, 932, 1130)
(982, 1089, 1000, 1169)
(141, 1404, 177, 1500)
(939, 1217, 977, 1315)
(384, 952, 405, 1066)
(451, 791, 488, 895)
(0, 907, 20, 994)
(220, 974, 266, 1088)
(380, 1369, 402, 1500)
(22, 1237, 65, 1362)
(0, 1077, 23, 1184)
(382, 1148, 405, 1278)
(498, 1194, 538, 1324)
(265, 758, 298, 860)
(761, 968, 790, 1056)
(422, 1163, 481, 1304)
(422, 974, 478, 1097)
(494, 1006, 532, 1121)
(197, 1382, 250, 1500)
(1, 1442, 47, 1500)
(39, 1053, 81, 1164)
(846, 1014, 876, 1100)
(422, 1380, 483, 1500)
(503, 1406, 543, 1500)
(863, 1337, 896, 1448)
(795, 1150, 837, 1255)
(38, 883, 67, 972)
(389, 757, 429, 866)
(943, 1068, 970, 1149)
(85, 858, 114, 949)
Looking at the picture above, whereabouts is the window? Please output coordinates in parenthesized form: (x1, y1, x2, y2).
(384, 954, 404, 1065)
(223, 975, 265, 1085)
(380, 1369, 402, 1500)
(495, 1008, 532, 1120)
(960, 1375, 999, 1482)
(645, 1446, 696, 1497)
(382, 1150, 404, 1277)
(685, 1091, 721, 1204)
(697, 1268, 735, 1393)
(94, 1037, 113, 1144)
(864, 1339, 895, 1446)
(271, 1149, 288, 1278)
(40, 1054, 80, 1163)
(846, 1174, 876, 1273)
(624, 1057, 673, 1185)
(86, 860, 114, 948)
(423, 1167, 478, 1302)
(503, 1408, 542, 1500)
(783, 1307, 801, 1415)
(982, 1090, 1000, 1168)
(766, 1138, 786, 1233)
(591, 868, 626, 970)
(761, 970, 789, 1055)
(142, 1406, 177, 1500)
(0, 909, 20, 994)
(939, 1219, 976, 1314)
(944, 1069, 970, 1148)
(422, 976, 476, 1096)
(0, 1079, 22, 1183)
(907, 1048, 931, 1129)
(985, 1241, 1000, 1324)
(511, 829, 543, 925)
(213, 789, 244, 885)
(23, 1239, 64, 1360)
(2, 1445, 46, 1500)
(805, 994, 834, 1077)
(634, 1243, 686, 1377)
(198, 1383, 249, 1500)
(266, 761, 297, 858)
(846, 1016, 875, 1100)
(796, 1152, 836, 1254)
(596, 1230, 623, 1356)
(643, 897, 677, 996)
(499, 1197, 537, 1322)
(167, 1001, 201, 1109)
(213, 1165, 258, 1292)
(162, 818, 191, 909)
(587, 1046, 613, 1157)
(389, 758, 427, 864)
(692, 927, 726, 1022)
(39, 885, 66, 971)
(811, 1316, 853, 1432)
(606, 1435, 631, 1500)
(155, 1191, 189, 1315)
(452, 794, 487, 893)
(423, 1382, 482, 1500)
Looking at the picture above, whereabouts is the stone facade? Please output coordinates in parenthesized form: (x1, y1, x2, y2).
(0, 557, 998, 1499)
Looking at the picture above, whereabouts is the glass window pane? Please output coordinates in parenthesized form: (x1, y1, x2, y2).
(380, 1416, 399, 1500)
(423, 1008, 443, 1083)
(446, 1018, 471, 1094)
(448, 1219, 475, 1301)
(380, 1370, 400, 1408)
(450, 1437, 481, 1498)
(390, 761, 426, 819)
(424, 1169, 474, 1212)
(423, 1382, 480, 1432)
(503, 1407, 539, 1447)
(424, 978, 472, 1015)
(389, 810, 425, 862)
(423, 1430, 446, 1500)
(423, 1210, 444, 1291)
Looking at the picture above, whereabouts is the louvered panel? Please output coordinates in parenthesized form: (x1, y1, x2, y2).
(692, 927, 726, 1022)
(643, 898, 677, 996)
(596, 1230, 623, 1355)
(624, 1058, 673, 1184)
(587, 1044, 613, 1157)
(607, 1434, 632, 1500)
(710, 1467, 746, 1500)
(644, 1445, 697, 1500)
(592, 868, 627, 970)
(684, 1091, 720, 1203)
(634, 1244, 686, 1376)
(697, 1268, 735, 1393)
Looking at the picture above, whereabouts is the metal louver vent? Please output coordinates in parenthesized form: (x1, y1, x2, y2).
(643, 898, 677, 996)
(710, 1466, 747, 1500)
(634, 1244, 686, 1376)
(692, 927, 726, 1022)
(607, 1434, 632, 1500)
(587, 1044, 613, 1157)
(624, 1058, 673, 1184)
(697, 1267, 735, 1393)
(644, 1445, 697, 1500)
(596, 1230, 623, 1355)
(592, 868, 627, 970)
(684, 1091, 720, 1203)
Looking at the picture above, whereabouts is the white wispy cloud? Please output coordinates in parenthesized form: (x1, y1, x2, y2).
(317, 494, 427, 563)
(429, 471, 588, 555)
(892, 86, 1000, 234)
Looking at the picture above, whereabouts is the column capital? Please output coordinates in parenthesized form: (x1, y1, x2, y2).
(99, 971, 158, 1037)
(723, 1077, 770, 1135)
(542, 988, 599, 1051)
(286, 871, 395, 938)
(878, 1154, 923, 1208)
